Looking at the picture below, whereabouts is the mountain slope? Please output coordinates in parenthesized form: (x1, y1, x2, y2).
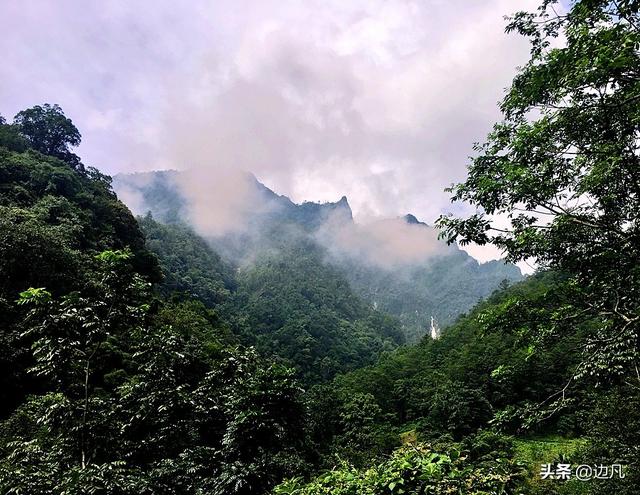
(114, 170, 522, 341)
(335, 243, 522, 341)
(228, 230, 404, 383)
(138, 214, 236, 305)
(139, 214, 404, 383)
(0, 146, 162, 414)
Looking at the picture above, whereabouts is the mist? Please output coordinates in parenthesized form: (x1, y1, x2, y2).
(1, 0, 537, 239)
(1, 0, 538, 273)
(316, 211, 451, 269)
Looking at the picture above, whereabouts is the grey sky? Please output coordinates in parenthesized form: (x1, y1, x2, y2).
(0, 0, 539, 267)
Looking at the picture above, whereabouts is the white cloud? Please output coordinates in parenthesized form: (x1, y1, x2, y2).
(317, 212, 451, 268)
(0, 0, 540, 258)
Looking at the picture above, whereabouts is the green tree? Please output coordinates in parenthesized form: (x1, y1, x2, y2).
(13, 104, 82, 168)
(15, 250, 149, 467)
(0, 251, 306, 494)
(333, 392, 398, 466)
(437, 1, 640, 385)
(427, 381, 493, 440)
(0, 116, 28, 152)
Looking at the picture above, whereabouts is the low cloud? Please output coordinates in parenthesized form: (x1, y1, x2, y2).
(2, 0, 542, 269)
(173, 169, 263, 237)
(317, 212, 450, 269)
(150, 0, 539, 225)
(1, 0, 538, 226)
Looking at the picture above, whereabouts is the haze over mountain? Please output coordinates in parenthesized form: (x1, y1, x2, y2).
(0, 0, 541, 279)
(114, 170, 522, 341)
(2, 0, 640, 491)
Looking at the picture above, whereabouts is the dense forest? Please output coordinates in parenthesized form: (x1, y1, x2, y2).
(114, 171, 523, 343)
(139, 215, 404, 384)
(1, 1, 639, 494)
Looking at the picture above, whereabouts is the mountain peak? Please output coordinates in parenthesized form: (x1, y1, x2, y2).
(404, 213, 419, 224)
(402, 213, 427, 226)
(333, 195, 352, 219)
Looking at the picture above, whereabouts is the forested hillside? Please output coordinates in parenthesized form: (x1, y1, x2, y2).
(0, 107, 309, 493)
(1, 1, 639, 494)
(137, 215, 236, 305)
(280, 273, 639, 495)
(0, 110, 160, 416)
(140, 215, 404, 383)
(114, 171, 522, 342)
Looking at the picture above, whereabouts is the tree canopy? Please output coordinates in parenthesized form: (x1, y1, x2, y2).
(13, 104, 83, 168)
(3, 2, 640, 491)
(437, 0, 640, 386)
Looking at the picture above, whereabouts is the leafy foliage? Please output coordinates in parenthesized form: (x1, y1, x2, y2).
(0, 130, 161, 416)
(0, 250, 307, 494)
(274, 442, 525, 495)
(13, 104, 82, 169)
(437, 0, 640, 384)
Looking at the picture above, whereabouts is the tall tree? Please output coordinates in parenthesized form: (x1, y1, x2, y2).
(438, 1, 640, 386)
(13, 104, 82, 168)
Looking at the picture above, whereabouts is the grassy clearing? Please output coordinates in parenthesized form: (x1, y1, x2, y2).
(514, 436, 590, 495)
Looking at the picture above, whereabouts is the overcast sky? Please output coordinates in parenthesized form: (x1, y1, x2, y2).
(0, 0, 540, 269)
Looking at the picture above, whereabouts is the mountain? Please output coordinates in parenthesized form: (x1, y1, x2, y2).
(113, 170, 353, 232)
(334, 242, 522, 342)
(0, 137, 309, 493)
(117, 173, 405, 383)
(114, 170, 523, 341)
(251, 176, 353, 230)
(138, 213, 403, 383)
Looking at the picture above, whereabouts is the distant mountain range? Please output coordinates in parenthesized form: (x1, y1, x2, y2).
(114, 171, 522, 342)
(113, 169, 353, 231)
